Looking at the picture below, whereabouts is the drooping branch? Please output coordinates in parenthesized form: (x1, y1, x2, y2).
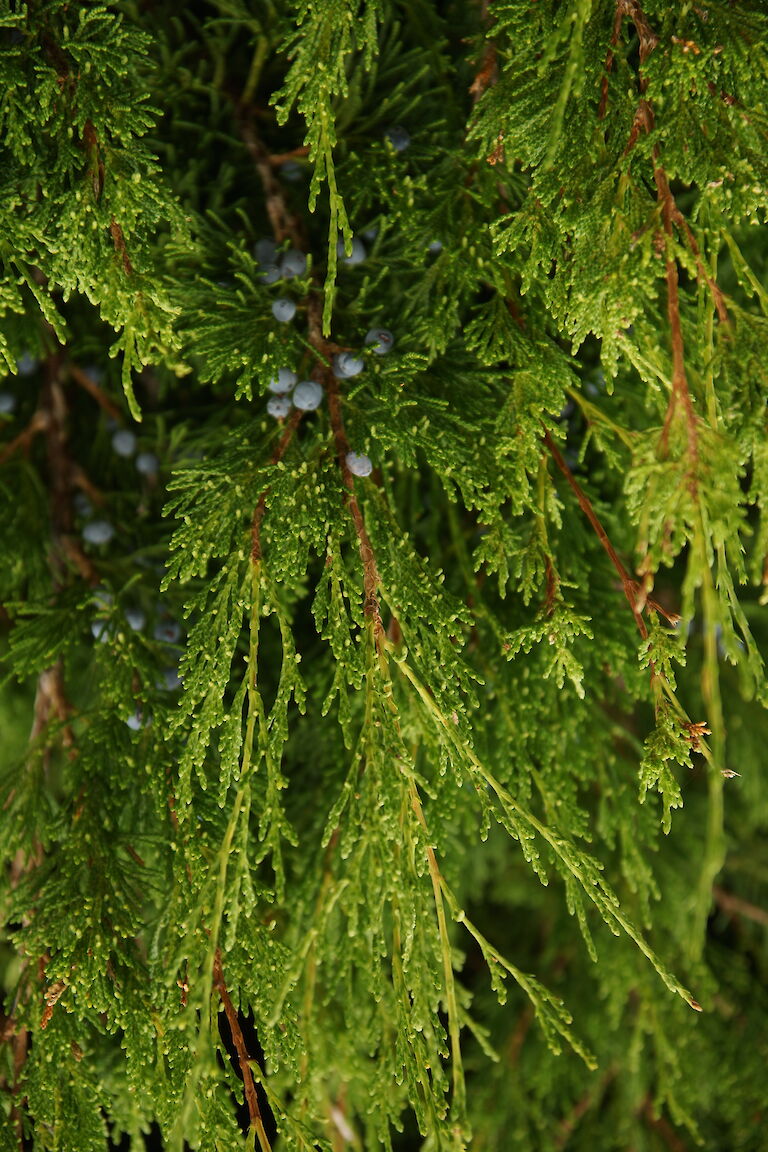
(235, 105, 384, 638)
(543, 431, 679, 638)
(213, 949, 273, 1152)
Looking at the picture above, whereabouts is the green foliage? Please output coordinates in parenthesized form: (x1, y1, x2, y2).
(2, 2, 768, 1151)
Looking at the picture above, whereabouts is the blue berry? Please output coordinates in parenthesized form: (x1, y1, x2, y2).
(427, 239, 443, 254)
(0, 391, 16, 414)
(163, 666, 182, 691)
(267, 395, 292, 419)
(125, 709, 144, 731)
(254, 238, 277, 265)
(136, 451, 159, 476)
(362, 226, 378, 242)
(280, 249, 307, 279)
(257, 264, 281, 285)
(125, 608, 146, 632)
(16, 353, 38, 376)
(73, 492, 93, 518)
(346, 452, 373, 477)
(293, 381, 323, 411)
(364, 328, 394, 354)
(272, 298, 297, 323)
(83, 364, 103, 384)
(385, 125, 410, 152)
(281, 161, 303, 183)
(83, 519, 114, 545)
(154, 617, 182, 644)
(333, 353, 365, 379)
(91, 619, 111, 642)
(268, 368, 297, 394)
(336, 238, 366, 266)
(112, 429, 137, 457)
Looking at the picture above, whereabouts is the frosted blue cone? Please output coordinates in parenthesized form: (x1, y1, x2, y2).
(364, 328, 394, 354)
(83, 519, 115, 545)
(336, 238, 366, 266)
(272, 298, 297, 323)
(254, 238, 278, 265)
(125, 608, 146, 632)
(333, 353, 365, 378)
(136, 451, 159, 476)
(267, 395, 292, 419)
(112, 429, 137, 457)
(385, 125, 410, 152)
(280, 249, 307, 278)
(0, 392, 16, 414)
(268, 368, 298, 394)
(346, 452, 373, 477)
(293, 381, 323, 411)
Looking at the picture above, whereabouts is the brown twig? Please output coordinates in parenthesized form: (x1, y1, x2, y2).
(713, 885, 768, 929)
(306, 294, 384, 637)
(0, 408, 50, 467)
(544, 431, 648, 638)
(69, 364, 122, 421)
(555, 1069, 616, 1150)
(233, 102, 303, 249)
(653, 161, 700, 477)
(213, 949, 272, 1152)
(470, 0, 498, 104)
(642, 1096, 689, 1152)
(598, 0, 627, 120)
(235, 104, 384, 637)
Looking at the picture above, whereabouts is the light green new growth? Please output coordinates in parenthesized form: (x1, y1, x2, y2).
(1, 2, 768, 1151)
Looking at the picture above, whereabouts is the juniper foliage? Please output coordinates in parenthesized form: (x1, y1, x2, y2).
(1, 1, 768, 1150)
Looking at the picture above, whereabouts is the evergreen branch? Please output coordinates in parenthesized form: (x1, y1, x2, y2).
(213, 948, 273, 1152)
(388, 647, 702, 1013)
(408, 781, 466, 1117)
(235, 109, 383, 633)
(307, 281, 383, 634)
(251, 410, 303, 562)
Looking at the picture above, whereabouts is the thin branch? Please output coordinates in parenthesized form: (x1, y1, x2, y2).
(233, 102, 303, 249)
(543, 431, 648, 638)
(598, 0, 626, 120)
(69, 363, 122, 421)
(713, 885, 768, 929)
(303, 292, 383, 633)
(0, 408, 50, 467)
(654, 160, 700, 476)
(213, 949, 272, 1152)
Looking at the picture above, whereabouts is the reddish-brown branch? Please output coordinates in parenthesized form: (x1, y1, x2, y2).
(544, 432, 647, 638)
(713, 885, 768, 928)
(236, 105, 383, 636)
(109, 218, 133, 276)
(69, 363, 122, 421)
(306, 295, 383, 637)
(267, 146, 310, 167)
(642, 1096, 690, 1152)
(0, 409, 50, 467)
(598, 1, 626, 120)
(233, 103, 303, 249)
(213, 950, 272, 1152)
(653, 162, 700, 476)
